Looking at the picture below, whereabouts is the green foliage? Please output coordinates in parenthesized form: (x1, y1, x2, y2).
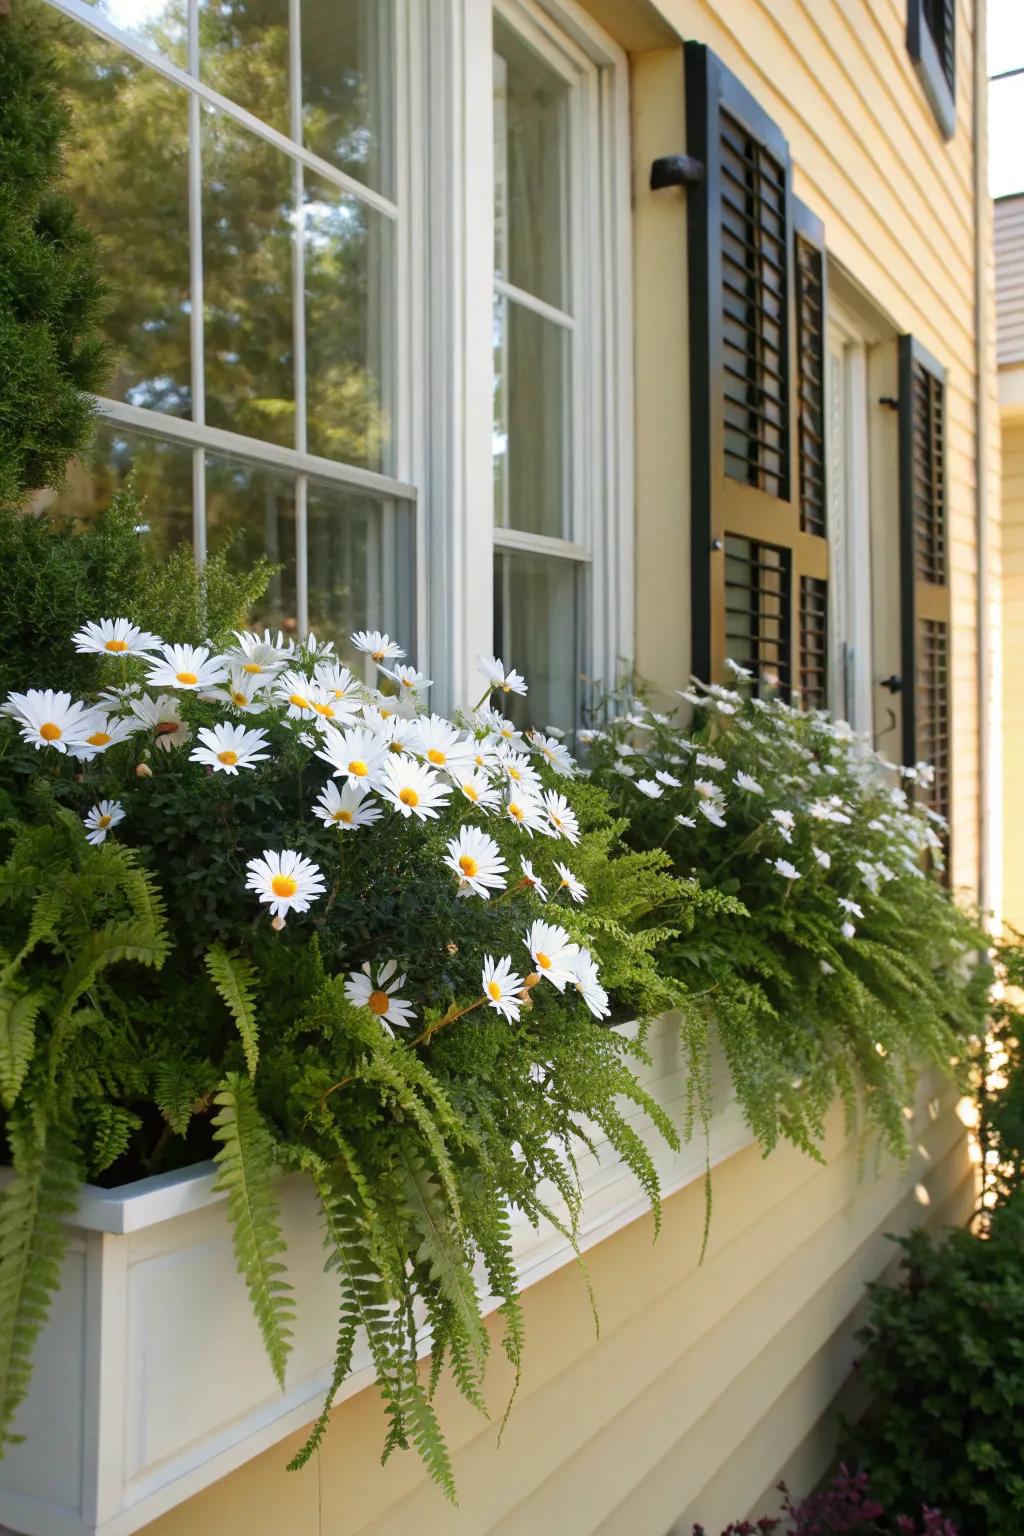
(582, 677, 988, 1162)
(0, 490, 272, 696)
(0, 1, 110, 508)
(205, 945, 260, 1077)
(975, 927, 1024, 1212)
(847, 1193, 1024, 1535)
(212, 1073, 294, 1388)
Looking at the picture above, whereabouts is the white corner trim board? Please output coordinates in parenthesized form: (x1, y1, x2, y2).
(0, 1014, 751, 1536)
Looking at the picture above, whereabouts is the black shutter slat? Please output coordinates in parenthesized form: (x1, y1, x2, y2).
(799, 574, 829, 711)
(899, 334, 952, 847)
(724, 534, 792, 695)
(794, 204, 827, 541)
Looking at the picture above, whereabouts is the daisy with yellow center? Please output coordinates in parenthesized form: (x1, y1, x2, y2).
(541, 790, 581, 845)
(190, 723, 271, 776)
(313, 661, 357, 700)
(475, 654, 528, 697)
(529, 732, 575, 777)
(520, 857, 549, 901)
(480, 955, 526, 1023)
(72, 618, 163, 659)
(442, 826, 508, 899)
(4, 690, 98, 754)
(273, 668, 320, 718)
(497, 745, 542, 797)
(569, 948, 610, 1019)
(128, 692, 190, 751)
(218, 629, 291, 677)
(409, 714, 475, 776)
(207, 668, 271, 715)
(523, 919, 579, 993)
(362, 707, 418, 756)
(344, 960, 416, 1035)
(451, 768, 501, 812)
(381, 662, 432, 696)
(306, 684, 361, 732)
(554, 861, 587, 905)
(83, 800, 126, 847)
(145, 643, 228, 692)
(380, 754, 451, 822)
(315, 724, 388, 787)
(503, 793, 548, 837)
(352, 629, 405, 665)
(245, 849, 326, 922)
(313, 780, 382, 831)
(69, 712, 140, 762)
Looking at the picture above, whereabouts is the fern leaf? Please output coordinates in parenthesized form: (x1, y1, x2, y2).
(212, 1074, 294, 1388)
(0, 989, 43, 1111)
(403, 1376, 457, 1503)
(154, 1058, 213, 1138)
(0, 1123, 79, 1450)
(205, 944, 259, 1078)
(400, 1148, 487, 1374)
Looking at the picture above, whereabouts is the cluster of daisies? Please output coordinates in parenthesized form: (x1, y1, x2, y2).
(579, 663, 947, 946)
(3, 619, 609, 1030)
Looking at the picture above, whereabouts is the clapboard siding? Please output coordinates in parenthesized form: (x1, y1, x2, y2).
(996, 196, 1024, 366)
(144, 1075, 970, 1536)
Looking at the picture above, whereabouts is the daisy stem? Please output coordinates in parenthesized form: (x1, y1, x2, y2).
(488, 877, 531, 906)
(471, 686, 492, 712)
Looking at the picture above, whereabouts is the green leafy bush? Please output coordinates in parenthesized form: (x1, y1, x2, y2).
(848, 1194, 1024, 1535)
(975, 930, 1024, 1212)
(0, 621, 704, 1491)
(0, 0, 110, 507)
(581, 673, 988, 1160)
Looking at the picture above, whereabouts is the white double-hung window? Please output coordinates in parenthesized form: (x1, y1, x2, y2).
(490, 0, 632, 728)
(40, 0, 631, 723)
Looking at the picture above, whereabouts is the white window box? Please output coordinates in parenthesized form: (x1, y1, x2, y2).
(0, 1016, 750, 1536)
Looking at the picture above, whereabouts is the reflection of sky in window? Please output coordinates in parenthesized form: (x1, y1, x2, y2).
(95, 0, 173, 27)
(990, 0, 1024, 197)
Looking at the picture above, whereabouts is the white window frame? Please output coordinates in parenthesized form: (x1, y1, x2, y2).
(42, 0, 428, 663)
(445, 0, 633, 716)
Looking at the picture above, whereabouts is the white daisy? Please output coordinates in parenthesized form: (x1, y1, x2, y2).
(83, 799, 125, 846)
(520, 858, 549, 901)
(529, 732, 575, 777)
(477, 705, 528, 752)
(344, 960, 415, 1034)
(190, 723, 270, 775)
(569, 948, 610, 1019)
(451, 768, 501, 813)
(481, 955, 526, 1022)
(698, 800, 727, 828)
(306, 685, 362, 732)
(554, 862, 587, 904)
(313, 661, 358, 701)
(812, 845, 831, 871)
(129, 692, 190, 751)
(314, 724, 388, 789)
(655, 769, 682, 788)
(504, 793, 550, 836)
(734, 771, 764, 795)
(541, 790, 580, 844)
(245, 849, 326, 920)
(675, 814, 697, 829)
(381, 663, 432, 697)
(313, 779, 382, 830)
(614, 762, 637, 779)
(69, 712, 140, 761)
(497, 746, 543, 798)
(696, 752, 726, 771)
(840, 920, 857, 940)
(856, 858, 881, 894)
(409, 714, 475, 775)
(207, 667, 271, 715)
(523, 919, 580, 992)
(72, 618, 162, 658)
(5, 690, 97, 753)
(838, 896, 864, 919)
(443, 825, 508, 899)
(366, 685, 420, 722)
(361, 707, 418, 756)
(724, 657, 753, 679)
(380, 754, 451, 821)
(635, 778, 664, 800)
(694, 778, 722, 800)
(468, 737, 501, 774)
(476, 654, 528, 696)
(352, 630, 405, 664)
(145, 643, 227, 692)
(274, 668, 319, 719)
(299, 632, 335, 663)
(769, 857, 801, 881)
(218, 630, 291, 677)
(771, 808, 796, 843)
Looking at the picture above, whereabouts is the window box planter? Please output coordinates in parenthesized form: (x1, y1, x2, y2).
(0, 1016, 749, 1536)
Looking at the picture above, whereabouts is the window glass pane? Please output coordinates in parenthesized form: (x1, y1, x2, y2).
(307, 483, 414, 662)
(56, 23, 192, 417)
(493, 15, 570, 310)
(206, 456, 297, 634)
(493, 295, 570, 538)
(304, 173, 392, 471)
(202, 109, 295, 448)
(36, 423, 193, 561)
(493, 550, 579, 731)
(199, 0, 290, 137)
(84, 0, 188, 67)
(301, 0, 393, 195)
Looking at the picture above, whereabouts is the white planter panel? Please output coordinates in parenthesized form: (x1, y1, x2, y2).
(0, 1014, 750, 1536)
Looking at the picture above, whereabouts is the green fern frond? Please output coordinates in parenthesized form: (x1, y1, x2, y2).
(0, 987, 43, 1110)
(212, 1074, 294, 1389)
(154, 1058, 214, 1139)
(0, 1122, 79, 1450)
(205, 944, 260, 1078)
(402, 1375, 457, 1504)
(400, 1146, 488, 1377)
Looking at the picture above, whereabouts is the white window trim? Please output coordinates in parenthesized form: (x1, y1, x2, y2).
(444, 0, 633, 715)
(43, 0, 426, 651)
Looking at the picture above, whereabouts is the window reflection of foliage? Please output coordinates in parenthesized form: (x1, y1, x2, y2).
(198, 0, 290, 136)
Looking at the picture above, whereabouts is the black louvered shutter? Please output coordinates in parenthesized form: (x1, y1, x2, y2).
(908, 0, 956, 139)
(898, 336, 951, 828)
(686, 44, 828, 704)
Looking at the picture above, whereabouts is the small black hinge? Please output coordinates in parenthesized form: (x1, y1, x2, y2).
(650, 155, 704, 191)
(878, 396, 900, 411)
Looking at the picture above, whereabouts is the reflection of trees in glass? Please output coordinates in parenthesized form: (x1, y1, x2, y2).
(304, 174, 388, 469)
(198, 0, 289, 136)
(206, 455, 296, 633)
(51, 9, 192, 417)
(36, 421, 194, 562)
(301, 0, 391, 193)
(202, 109, 295, 447)
(307, 483, 414, 660)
